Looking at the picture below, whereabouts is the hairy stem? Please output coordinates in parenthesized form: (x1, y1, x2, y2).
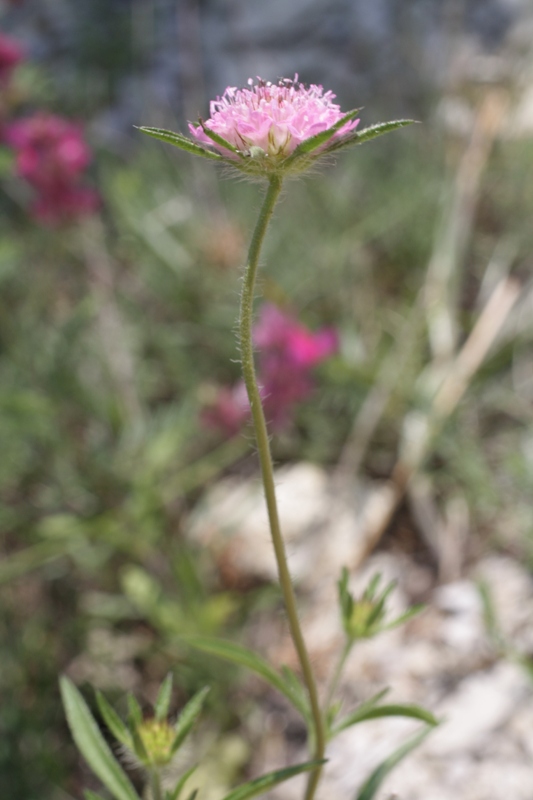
(238, 175, 325, 800)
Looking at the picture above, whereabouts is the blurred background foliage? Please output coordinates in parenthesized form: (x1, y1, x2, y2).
(1, 1, 533, 798)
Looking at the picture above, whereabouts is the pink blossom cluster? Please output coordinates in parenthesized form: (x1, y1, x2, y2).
(189, 75, 359, 159)
(0, 31, 23, 86)
(203, 304, 338, 434)
(4, 113, 99, 225)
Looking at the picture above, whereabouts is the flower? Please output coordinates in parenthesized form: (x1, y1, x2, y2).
(189, 75, 359, 163)
(203, 304, 338, 434)
(0, 32, 24, 85)
(4, 113, 99, 224)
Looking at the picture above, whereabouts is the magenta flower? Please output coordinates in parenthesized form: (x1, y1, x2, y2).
(5, 113, 99, 225)
(189, 75, 359, 160)
(0, 32, 23, 85)
(203, 304, 338, 435)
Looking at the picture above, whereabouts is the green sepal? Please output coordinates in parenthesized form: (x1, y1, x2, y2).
(220, 760, 326, 800)
(180, 635, 309, 719)
(154, 672, 173, 722)
(127, 694, 143, 727)
(136, 127, 225, 161)
(332, 703, 438, 737)
(95, 690, 134, 750)
(198, 118, 243, 157)
(354, 726, 433, 800)
(328, 119, 417, 154)
(284, 108, 362, 163)
(171, 686, 210, 754)
(60, 677, 141, 800)
(130, 721, 150, 765)
(165, 765, 198, 800)
(382, 604, 425, 632)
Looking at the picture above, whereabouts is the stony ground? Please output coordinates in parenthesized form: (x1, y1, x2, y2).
(187, 462, 533, 799)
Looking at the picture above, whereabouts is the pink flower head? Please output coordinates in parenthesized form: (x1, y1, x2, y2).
(253, 304, 338, 367)
(4, 113, 99, 225)
(0, 32, 24, 85)
(203, 303, 338, 435)
(189, 75, 358, 160)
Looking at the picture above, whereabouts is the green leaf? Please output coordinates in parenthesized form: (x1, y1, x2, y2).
(220, 760, 325, 800)
(382, 604, 425, 632)
(136, 127, 224, 161)
(285, 108, 361, 162)
(60, 677, 141, 800)
(280, 666, 310, 722)
(355, 726, 432, 800)
(166, 765, 198, 800)
(84, 792, 107, 800)
(327, 689, 388, 738)
(328, 119, 417, 153)
(155, 672, 173, 721)
(180, 635, 308, 718)
(95, 691, 134, 750)
(127, 694, 143, 727)
(171, 686, 210, 754)
(198, 119, 243, 157)
(332, 704, 438, 737)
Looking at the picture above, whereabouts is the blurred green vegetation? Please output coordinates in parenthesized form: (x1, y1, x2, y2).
(2, 29, 533, 798)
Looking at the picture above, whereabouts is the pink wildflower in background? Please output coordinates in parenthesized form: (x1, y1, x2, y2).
(203, 304, 338, 435)
(5, 113, 99, 224)
(189, 75, 359, 160)
(0, 32, 23, 85)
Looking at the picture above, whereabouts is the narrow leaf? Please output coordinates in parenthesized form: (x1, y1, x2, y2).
(127, 694, 143, 727)
(171, 686, 210, 754)
(96, 691, 134, 750)
(382, 604, 425, 632)
(280, 666, 310, 722)
(84, 792, 107, 800)
(60, 677, 141, 800)
(180, 635, 308, 718)
(136, 127, 224, 161)
(355, 727, 432, 800)
(332, 704, 438, 736)
(155, 673, 173, 722)
(198, 119, 243, 157)
(328, 120, 417, 153)
(285, 108, 361, 161)
(167, 765, 198, 800)
(220, 760, 325, 800)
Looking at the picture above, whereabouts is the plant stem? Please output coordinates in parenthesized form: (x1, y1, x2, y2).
(149, 769, 162, 800)
(324, 638, 352, 714)
(238, 175, 325, 800)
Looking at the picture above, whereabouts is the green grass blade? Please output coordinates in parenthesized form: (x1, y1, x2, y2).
(127, 694, 143, 727)
(355, 727, 433, 800)
(220, 760, 325, 800)
(180, 635, 308, 718)
(171, 687, 210, 754)
(60, 677, 141, 800)
(155, 672, 173, 721)
(95, 691, 134, 749)
(332, 703, 438, 736)
(84, 792, 107, 800)
(136, 127, 224, 161)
